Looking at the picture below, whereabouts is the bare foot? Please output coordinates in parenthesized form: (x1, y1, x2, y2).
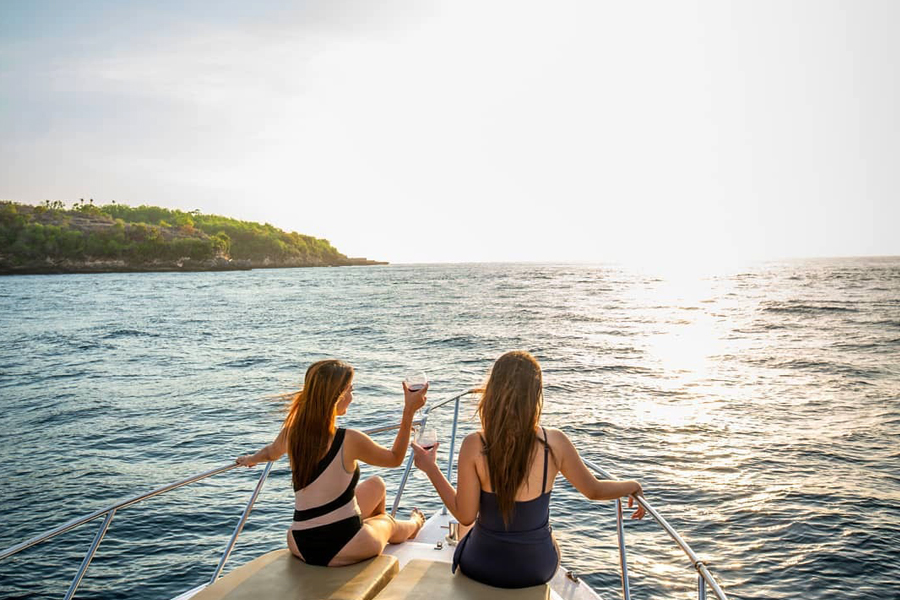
(410, 508, 426, 539)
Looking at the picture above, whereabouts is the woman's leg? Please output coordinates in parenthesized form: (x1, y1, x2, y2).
(328, 511, 426, 566)
(387, 509, 425, 544)
(355, 476, 386, 518)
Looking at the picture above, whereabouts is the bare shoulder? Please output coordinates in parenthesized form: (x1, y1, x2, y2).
(541, 427, 577, 463)
(541, 426, 567, 445)
(461, 431, 484, 446)
(459, 431, 485, 455)
(342, 428, 367, 446)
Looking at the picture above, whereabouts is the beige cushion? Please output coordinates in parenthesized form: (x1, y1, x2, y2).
(373, 559, 549, 600)
(192, 549, 400, 600)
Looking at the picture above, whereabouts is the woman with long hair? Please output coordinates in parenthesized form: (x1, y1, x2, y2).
(236, 359, 426, 567)
(412, 350, 645, 588)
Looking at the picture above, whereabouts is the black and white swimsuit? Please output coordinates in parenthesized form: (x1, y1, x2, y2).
(290, 428, 362, 566)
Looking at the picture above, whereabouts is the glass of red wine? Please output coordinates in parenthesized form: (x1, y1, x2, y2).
(404, 371, 428, 393)
(414, 427, 438, 479)
(417, 427, 437, 451)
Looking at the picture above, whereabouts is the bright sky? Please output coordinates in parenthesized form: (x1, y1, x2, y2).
(1, 1, 897, 264)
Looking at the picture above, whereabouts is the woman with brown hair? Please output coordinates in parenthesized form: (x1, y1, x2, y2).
(236, 359, 426, 567)
(412, 350, 645, 588)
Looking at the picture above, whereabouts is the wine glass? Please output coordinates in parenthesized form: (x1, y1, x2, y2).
(414, 427, 438, 479)
(404, 371, 428, 393)
(417, 427, 438, 451)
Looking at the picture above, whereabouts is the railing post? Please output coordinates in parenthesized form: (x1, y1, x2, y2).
(583, 458, 728, 600)
(0, 464, 240, 562)
(615, 499, 632, 600)
(63, 509, 116, 600)
(389, 391, 472, 518)
(697, 563, 726, 600)
(444, 396, 460, 482)
(390, 452, 417, 518)
(699, 573, 707, 600)
(391, 413, 425, 517)
(441, 396, 461, 515)
(209, 461, 274, 583)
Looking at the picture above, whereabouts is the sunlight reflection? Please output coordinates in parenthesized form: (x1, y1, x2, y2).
(610, 266, 748, 436)
(632, 267, 740, 381)
(644, 315, 724, 375)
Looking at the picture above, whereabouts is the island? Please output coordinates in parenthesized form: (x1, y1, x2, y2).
(0, 200, 387, 275)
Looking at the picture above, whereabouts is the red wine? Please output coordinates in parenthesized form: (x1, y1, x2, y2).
(407, 384, 425, 392)
(420, 444, 436, 451)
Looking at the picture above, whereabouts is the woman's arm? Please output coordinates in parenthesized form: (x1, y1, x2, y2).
(236, 427, 289, 467)
(345, 382, 428, 468)
(412, 433, 481, 526)
(553, 428, 645, 519)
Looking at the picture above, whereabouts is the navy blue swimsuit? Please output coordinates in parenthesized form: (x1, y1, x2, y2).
(452, 428, 560, 588)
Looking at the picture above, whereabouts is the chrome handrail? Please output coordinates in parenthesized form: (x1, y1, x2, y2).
(583, 459, 728, 600)
(392, 390, 728, 600)
(441, 392, 463, 516)
(427, 387, 481, 413)
(1, 392, 729, 600)
(0, 462, 239, 561)
(615, 498, 632, 600)
(0, 420, 415, 598)
(63, 509, 115, 600)
(209, 461, 274, 584)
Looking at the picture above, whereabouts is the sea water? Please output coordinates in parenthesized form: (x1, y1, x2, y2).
(0, 259, 898, 599)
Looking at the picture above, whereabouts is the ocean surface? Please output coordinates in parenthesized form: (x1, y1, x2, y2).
(0, 259, 898, 599)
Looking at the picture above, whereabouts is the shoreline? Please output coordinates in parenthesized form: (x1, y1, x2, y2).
(0, 257, 388, 276)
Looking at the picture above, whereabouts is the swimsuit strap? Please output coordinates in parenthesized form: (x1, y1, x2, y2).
(541, 427, 549, 495)
(480, 430, 550, 494)
(295, 427, 347, 492)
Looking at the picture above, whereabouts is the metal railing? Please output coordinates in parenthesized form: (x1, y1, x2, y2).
(389, 389, 478, 517)
(583, 459, 728, 600)
(387, 389, 728, 600)
(0, 389, 728, 600)
(0, 421, 415, 599)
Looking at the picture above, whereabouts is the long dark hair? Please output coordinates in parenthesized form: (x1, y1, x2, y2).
(284, 359, 354, 491)
(477, 350, 545, 526)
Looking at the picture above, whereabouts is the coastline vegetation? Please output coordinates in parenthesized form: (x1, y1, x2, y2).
(0, 200, 380, 273)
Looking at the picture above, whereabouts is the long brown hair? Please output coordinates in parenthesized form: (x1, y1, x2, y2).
(477, 350, 545, 526)
(284, 359, 354, 491)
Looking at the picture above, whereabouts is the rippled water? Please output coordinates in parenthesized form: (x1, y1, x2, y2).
(1, 259, 898, 599)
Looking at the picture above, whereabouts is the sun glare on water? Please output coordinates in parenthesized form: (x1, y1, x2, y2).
(611, 253, 753, 430)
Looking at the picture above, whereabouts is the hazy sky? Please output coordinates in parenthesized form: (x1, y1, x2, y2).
(1, 1, 897, 264)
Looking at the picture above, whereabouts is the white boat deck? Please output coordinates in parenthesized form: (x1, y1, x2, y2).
(173, 510, 605, 600)
(383, 511, 604, 600)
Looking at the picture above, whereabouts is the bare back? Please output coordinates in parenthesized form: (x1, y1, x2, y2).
(473, 426, 560, 501)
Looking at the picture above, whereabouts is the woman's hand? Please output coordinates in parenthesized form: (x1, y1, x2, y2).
(628, 481, 646, 520)
(402, 381, 428, 413)
(236, 455, 258, 468)
(412, 441, 439, 474)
